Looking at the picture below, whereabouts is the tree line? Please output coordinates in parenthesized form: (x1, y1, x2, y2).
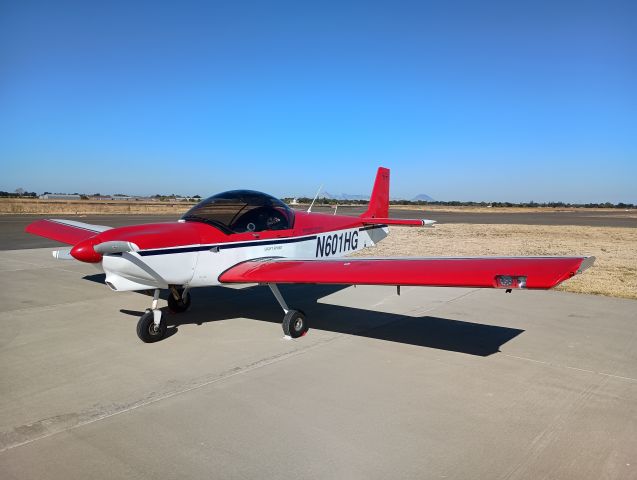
(283, 197, 635, 209)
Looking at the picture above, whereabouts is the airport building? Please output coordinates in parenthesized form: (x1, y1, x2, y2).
(38, 194, 81, 200)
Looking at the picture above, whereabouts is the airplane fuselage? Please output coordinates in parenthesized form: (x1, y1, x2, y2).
(93, 211, 389, 291)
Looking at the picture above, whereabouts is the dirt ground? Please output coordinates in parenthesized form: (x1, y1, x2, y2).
(353, 224, 637, 300)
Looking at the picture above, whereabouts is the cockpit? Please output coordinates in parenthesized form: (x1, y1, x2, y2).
(181, 190, 295, 234)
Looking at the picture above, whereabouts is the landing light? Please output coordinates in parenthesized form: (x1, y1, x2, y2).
(495, 275, 527, 289)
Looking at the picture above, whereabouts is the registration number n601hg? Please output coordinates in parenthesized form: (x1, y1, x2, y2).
(315, 231, 359, 258)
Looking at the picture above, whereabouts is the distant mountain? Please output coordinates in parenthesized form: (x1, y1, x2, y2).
(411, 193, 435, 202)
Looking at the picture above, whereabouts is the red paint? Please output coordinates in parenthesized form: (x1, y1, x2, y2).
(219, 257, 586, 290)
(70, 238, 102, 263)
(291, 211, 363, 234)
(361, 167, 390, 218)
(96, 222, 211, 250)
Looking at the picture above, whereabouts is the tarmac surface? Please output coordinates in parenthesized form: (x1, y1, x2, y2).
(1, 247, 636, 479)
(1, 208, 635, 249)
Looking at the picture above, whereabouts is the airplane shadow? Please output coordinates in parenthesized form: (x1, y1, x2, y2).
(112, 283, 524, 357)
(84, 273, 107, 284)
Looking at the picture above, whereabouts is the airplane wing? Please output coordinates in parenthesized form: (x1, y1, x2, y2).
(219, 256, 595, 290)
(25, 219, 112, 245)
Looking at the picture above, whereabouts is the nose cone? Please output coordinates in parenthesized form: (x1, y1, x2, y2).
(71, 239, 102, 263)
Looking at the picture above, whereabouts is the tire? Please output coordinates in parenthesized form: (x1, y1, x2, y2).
(168, 290, 191, 313)
(282, 309, 308, 338)
(136, 310, 167, 343)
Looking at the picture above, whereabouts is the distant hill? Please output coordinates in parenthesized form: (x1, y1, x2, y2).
(411, 193, 436, 202)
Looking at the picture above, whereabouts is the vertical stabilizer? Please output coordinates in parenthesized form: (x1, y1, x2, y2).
(361, 167, 390, 219)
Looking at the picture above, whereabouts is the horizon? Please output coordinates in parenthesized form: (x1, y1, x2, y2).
(1, 1, 635, 203)
(3, 188, 635, 207)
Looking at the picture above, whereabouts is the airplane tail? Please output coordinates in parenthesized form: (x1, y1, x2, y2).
(361, 167, 390, 219)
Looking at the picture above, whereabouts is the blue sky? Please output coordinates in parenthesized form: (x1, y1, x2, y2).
(1, 0, 635, 202)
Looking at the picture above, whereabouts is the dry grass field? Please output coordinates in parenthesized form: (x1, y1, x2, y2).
(0, 198, 191, 215)
(353, 224, 637, 300)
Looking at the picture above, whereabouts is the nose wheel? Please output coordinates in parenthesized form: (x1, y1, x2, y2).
(137, 309, 166, 342)
(136, 289, 167, 343)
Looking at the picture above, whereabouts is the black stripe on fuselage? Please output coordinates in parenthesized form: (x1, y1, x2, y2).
(138, 235, 318, 257)
(136, 225, 387, 257)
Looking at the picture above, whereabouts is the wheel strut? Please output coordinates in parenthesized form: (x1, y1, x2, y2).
(151, 289, 161, 324)
(268, 283, 289, 313)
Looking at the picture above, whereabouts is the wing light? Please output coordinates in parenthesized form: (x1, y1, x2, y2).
(495, 275, 527, 289)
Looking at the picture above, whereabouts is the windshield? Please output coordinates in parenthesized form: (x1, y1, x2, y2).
(181, 190, 295, 234)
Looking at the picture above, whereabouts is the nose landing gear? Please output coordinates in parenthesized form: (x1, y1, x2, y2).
(136, 286, 192, 343)
(136, 289, 167, 343)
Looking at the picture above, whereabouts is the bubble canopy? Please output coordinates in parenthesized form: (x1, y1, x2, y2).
(181, 190, 295, 234)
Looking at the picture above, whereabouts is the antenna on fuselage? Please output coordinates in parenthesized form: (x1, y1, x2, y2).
(307, 184, 323, 213)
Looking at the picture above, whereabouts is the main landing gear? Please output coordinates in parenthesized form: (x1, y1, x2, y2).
(168, 286, 191, 313)
(136, 286, 191, 343)
(268, 283, 308, 339)
(135, 284, 308, 342)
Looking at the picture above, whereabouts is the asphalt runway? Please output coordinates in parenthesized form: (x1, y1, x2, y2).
(1, 248, 636, 479)
(1, 208, 635, 250)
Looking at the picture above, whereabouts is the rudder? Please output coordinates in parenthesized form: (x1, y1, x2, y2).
(361, 167, 390, 219)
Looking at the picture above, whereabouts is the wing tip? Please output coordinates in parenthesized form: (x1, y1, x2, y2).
(578, 256, 596, 274)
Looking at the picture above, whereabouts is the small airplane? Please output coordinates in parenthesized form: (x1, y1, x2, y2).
(26, 168, 594, 343)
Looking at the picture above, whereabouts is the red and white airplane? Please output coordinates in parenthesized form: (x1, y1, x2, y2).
(26, 168, 594, 343)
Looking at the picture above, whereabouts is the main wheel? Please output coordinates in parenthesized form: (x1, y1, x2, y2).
(168, 289, 191, 313)
(137, 310, 167, 343)
(282, 309, 308, 338)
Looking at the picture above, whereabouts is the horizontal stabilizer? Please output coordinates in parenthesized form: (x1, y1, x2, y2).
(361, 217, 436, 227)
(220, 256, 594, 290)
